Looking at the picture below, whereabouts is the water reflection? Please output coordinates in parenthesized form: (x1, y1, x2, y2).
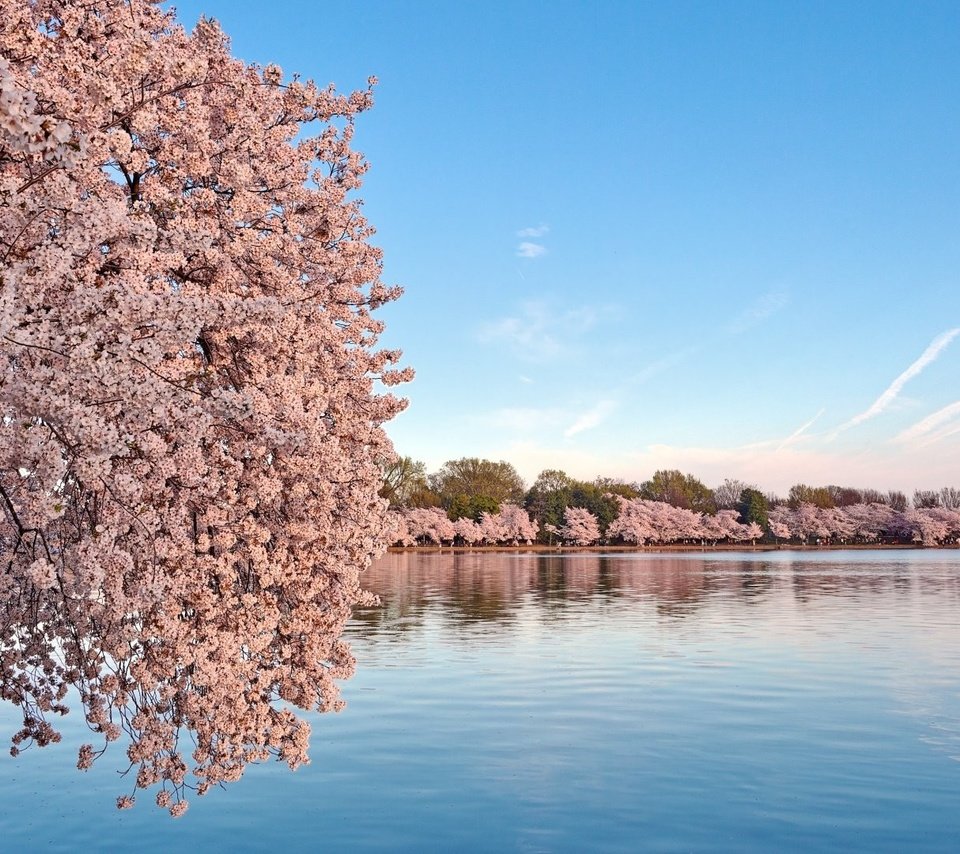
(354, 550, 960, 636)
(349, 549, 960, 789)
(3, 550, 960, 851)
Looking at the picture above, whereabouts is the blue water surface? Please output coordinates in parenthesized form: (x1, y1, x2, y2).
(2, 550, 959, 852)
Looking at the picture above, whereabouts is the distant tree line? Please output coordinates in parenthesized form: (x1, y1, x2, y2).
(380, 457, 960, 548)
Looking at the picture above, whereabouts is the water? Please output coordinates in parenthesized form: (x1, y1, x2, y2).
(2, 550, 959, 851)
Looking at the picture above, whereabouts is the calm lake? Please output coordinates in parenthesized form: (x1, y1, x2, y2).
(3, 550, 960, 851)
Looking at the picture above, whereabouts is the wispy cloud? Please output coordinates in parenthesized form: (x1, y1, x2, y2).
(516, 241, 547, 258)
(479, 398, 618, 440)
(895, 399, 960, 445)
(517, 224, 549, 238)
(832, 328, 960, 436)
(564, 400, 617, 438)
(920, 422, 960, 447)
(515, 224, 549, 258)
(777, 407, 825, 451)
(478, 300, 599, 361)
(726, 290, 789, 335)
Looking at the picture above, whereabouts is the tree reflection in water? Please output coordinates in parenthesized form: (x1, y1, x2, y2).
(354, 550, 960, 637)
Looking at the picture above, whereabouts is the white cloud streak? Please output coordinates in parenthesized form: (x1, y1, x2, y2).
(516, 241, 547, 258)
(564, 400, 617, 438)
(477, 301, 599, 361)
(895, 399, 960, 445)
(515, 224, 549, 258)
(920, 422, 960, 448)
(833, 328, 960, 435)
(479, 399, 618, 439)
(777, 407, 825, 451)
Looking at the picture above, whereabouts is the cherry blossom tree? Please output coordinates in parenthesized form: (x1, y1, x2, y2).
(699, 512, 726, 545)
(402, 508, 455, 545)
(767, 511, 792, 544)
(543, 522, 559, 545)
(903, 507, 960, 546)
(557, 506, 600, 546)
(822, 507, 856, 543)
(453, 515, 483, 546)
(478, 510, 507, 545)
(496, 503, 538, 544)
(715, 509, 754, 543)
(838, 503, 885, 542)
(384, 510, 415, 547)
(1, 0, 409, 816)
(606, 496, 655, 545)
(926, 507, 960, 542)
(605, 497, 706, 545)
(651, 502, 704, 543)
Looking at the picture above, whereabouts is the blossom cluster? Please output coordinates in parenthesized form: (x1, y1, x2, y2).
(1, 0, 407, 816)
(556, 506, 602, 546)
(389, 500, 762, 548)
(768, 503, 960, 546)
(607, 498, 762, 545)
(391, 503, 540, 546)
(388, 496, 960, 550)
(0, 56, 80, 166)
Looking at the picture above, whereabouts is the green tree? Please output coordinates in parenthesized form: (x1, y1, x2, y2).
(380, 456, 433, 508)
(737, 488, 769, 528)
(429, 458, 525, 518)
(524, 469, 574, 537)
(593, 477, 640, 499)
(448, 493, 501, 522)
(787, 483, 835, 509)
(639, 469, 716, 513)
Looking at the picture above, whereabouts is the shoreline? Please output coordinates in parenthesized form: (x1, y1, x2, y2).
(386, 542, 957, 555)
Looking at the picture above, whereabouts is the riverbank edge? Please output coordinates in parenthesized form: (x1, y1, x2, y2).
(387, 542, 958, 554)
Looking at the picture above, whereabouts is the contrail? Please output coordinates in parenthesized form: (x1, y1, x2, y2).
(833, 328, 960, 435)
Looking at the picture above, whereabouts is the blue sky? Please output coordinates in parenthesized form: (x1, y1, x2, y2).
(172, 0, 959, 496)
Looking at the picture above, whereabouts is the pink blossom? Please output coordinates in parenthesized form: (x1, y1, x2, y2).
(77, 744, 95, 771)
(1, 0, 408, 816)
(558, 506, 601, 546)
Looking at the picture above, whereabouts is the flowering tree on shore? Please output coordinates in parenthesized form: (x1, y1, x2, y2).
(478, 510, 506, 544)
(453, 516, 484, 545)
(495, 503, 539, 544)
(606, 496, 655, 545)
(403, 507, 456, 545)
(1, 0, 409, 816)
(390, 490, 960, 549)
(386, 484, 960, 549)
(558, 506, 601, 546)
(767, 503, 960, 546)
